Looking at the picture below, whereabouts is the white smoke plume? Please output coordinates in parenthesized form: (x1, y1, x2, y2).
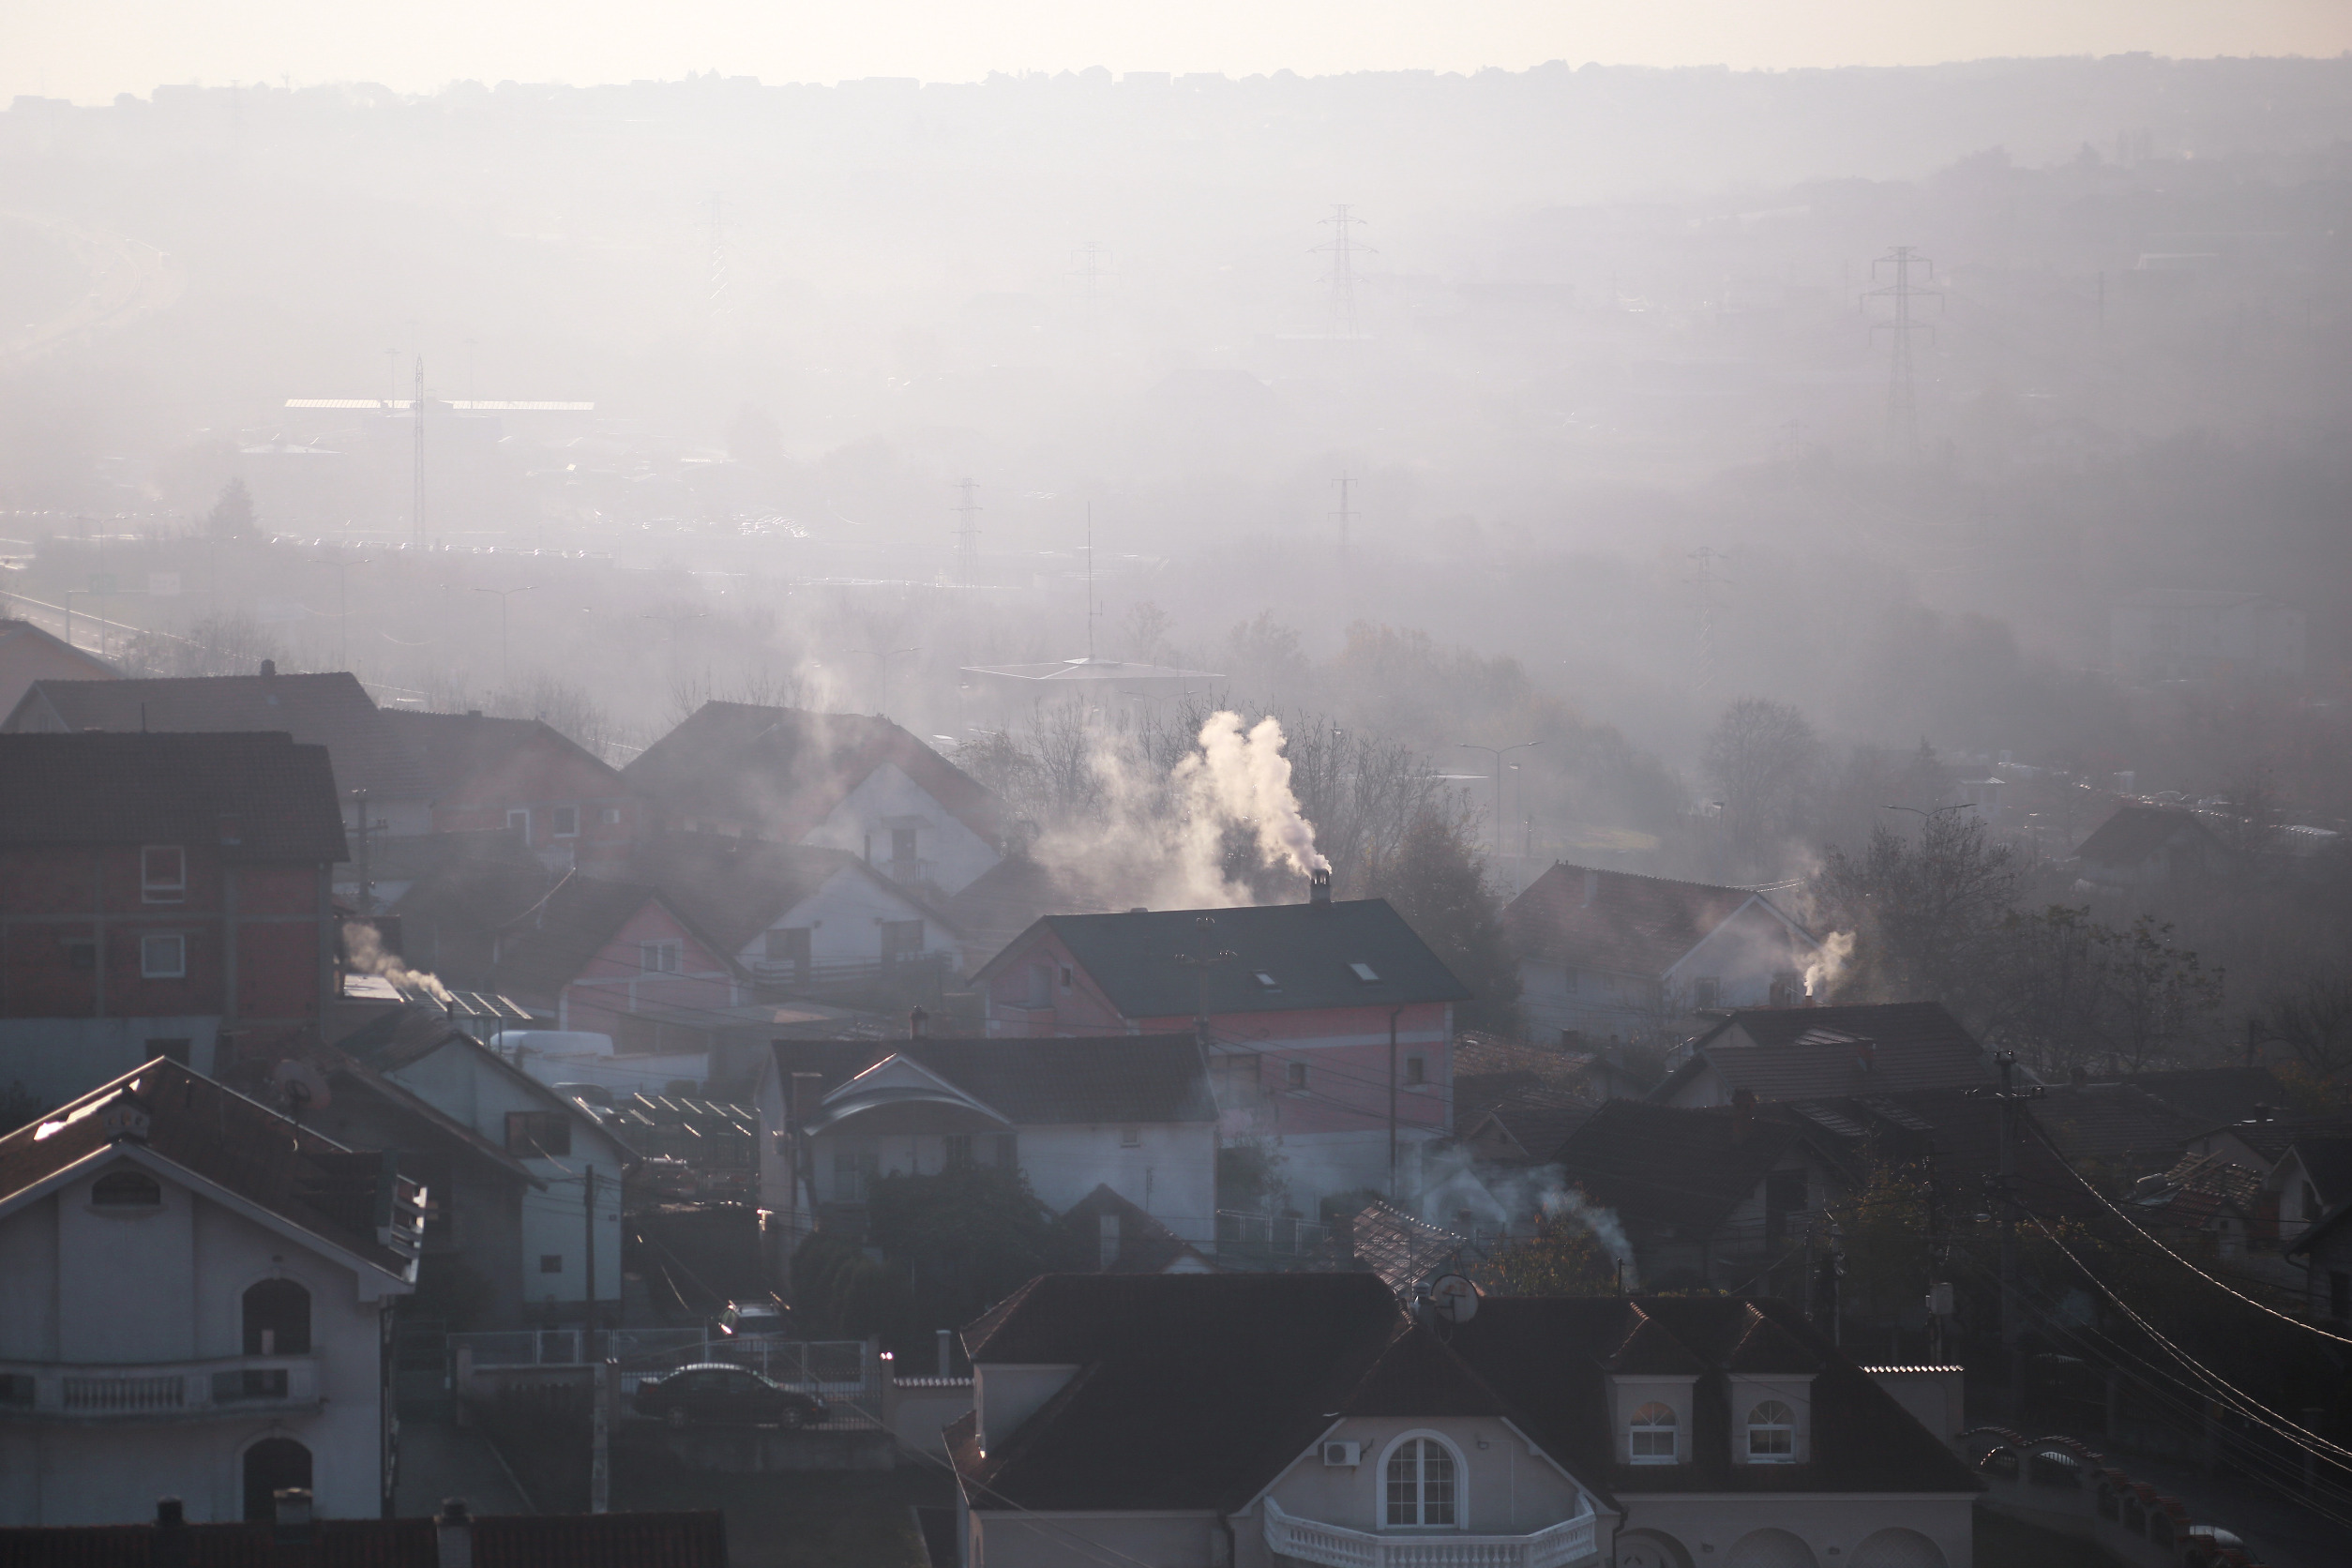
(1542, 1184, 1639, 1289)
(345, 921, 455, 1006)
(1173, 711, 1330, 879)
(1802, 929, 1856, 999)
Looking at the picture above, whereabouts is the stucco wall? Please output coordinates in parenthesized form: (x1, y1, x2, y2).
(806, 761, 1001, 897)
(1610, 1496, 1971, 1568)
(1263, 1415, 1592, 1537)
(974, 1511, 1218, 1568)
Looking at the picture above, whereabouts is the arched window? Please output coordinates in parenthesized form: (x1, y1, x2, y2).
(1382, 1437, 1457, 1528)
(1629, 1401, 1678, 1464)
(1746, 1400, 1797, 1461)
(244, 1279, 311, 1356)
(241, 1436, 311, 1522)
(92, 1169, 162, 1207)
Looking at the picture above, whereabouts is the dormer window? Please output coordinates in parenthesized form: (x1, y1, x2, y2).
(1746, 1400, 1797, 1462)
(1381, 1437, 1457, 1527)
(1629, 1402, 1678, 1463)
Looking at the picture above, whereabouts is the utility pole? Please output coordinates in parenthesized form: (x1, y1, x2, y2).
(1173, 915, 1238, 1104)
(1978, 1051, 2043, 1418)
(1458, 741, 1543, 862)
(1863, 247, 1940, 460)
(474, 584, 535, 694)
(411, 357, 427, 550)
(1314, 204, 1374, 339)
(1331, 473, 1355, 565)
(952, 479, 982, 584)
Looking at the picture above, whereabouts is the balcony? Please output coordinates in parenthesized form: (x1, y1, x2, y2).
(1263, 1500, 1599, 1568)
(0, 1356, 321, 1423)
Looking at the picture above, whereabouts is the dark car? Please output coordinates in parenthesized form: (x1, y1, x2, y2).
(631, 1364, 825, 1429)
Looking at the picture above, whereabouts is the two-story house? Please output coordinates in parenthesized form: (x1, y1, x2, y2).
(758, 1033, 1219, 1256)
(2071, 806, 2236, 889)
(0, 1060, 423, 1525)
(1502, 865, 1821, 1044)
(378, 708, 639, 870)
(972, 878, 1470, 1213)
(333, 1007, 630, 1323)
(621, 701, 1006, 897)
(948, 1274, 1977, 1568)
(5, 664, 433, 841)
(0, 731, 347, 1110)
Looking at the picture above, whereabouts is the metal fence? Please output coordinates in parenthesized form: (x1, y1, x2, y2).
(448, 1331, 882, 1425)
(1215, 1210, 1332, 1258)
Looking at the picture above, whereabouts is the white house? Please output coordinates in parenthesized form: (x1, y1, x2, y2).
(335, 1008, 630, 1320)
(1501, 865, 1821, 1046)
(757, 1033, 1219, 1254)
(950, 1274, 1977, 1568)
(0, 1061, 423, 1525)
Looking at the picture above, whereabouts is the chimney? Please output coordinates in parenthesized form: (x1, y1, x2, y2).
(260, 658, 277, 678)
(435, 1499, 475, 1568)
(154, 1497, 188, 1568)
(936, 1327, 953, 1379)
(271, 1487, 313, 1545)
(1099, 1211, 1122, 1269)
(1582, 868, 1598, 908)
(909, 1006, 929, 1040)
(1855, 1041, 1877, 1078)
(1731, 1085, 1756, 1143)
(1308, 867, 1332, 906)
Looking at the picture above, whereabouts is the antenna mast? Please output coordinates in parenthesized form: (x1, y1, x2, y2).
(411, 357, 426, 550)
(953, 478, 982, 584)
(1863, 246, 1940, 460)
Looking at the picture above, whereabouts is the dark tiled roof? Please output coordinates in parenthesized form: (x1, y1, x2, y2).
(1656, 1034, 1994, 1104)
(0, 1512, 726, 1566)
(2028, 1083, 2204, 1170)
(2073, 805, 2226, 867)
(9, 671, 429, 800)
(1701, 1001, 1981, 1054)
(0, 1061, 415, 1277)
(0, 731, 348, 861)
(1053, 1184, 1213, 1274)
(634, 833, 917, 956)
(1552, 1099, 1812, 1233)
(489, 876, 680, 1003)
(2118, 1066, 2290, 1129)
(1454, 1035, 1599, 1153)
(1501, 863, 1812, 978)
(776, 1035, 1218, 1126)
(979, 899, 1470, 1018)
(622, 701, 1004, 845)
(377, 708, 626, 799)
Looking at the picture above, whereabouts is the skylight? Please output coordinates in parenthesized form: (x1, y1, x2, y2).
(1255, 972, 1280, 989)
(1349, 961, 1380, 983)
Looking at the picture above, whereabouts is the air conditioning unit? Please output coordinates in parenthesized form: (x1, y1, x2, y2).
(1321, 1441, 1362, 1467)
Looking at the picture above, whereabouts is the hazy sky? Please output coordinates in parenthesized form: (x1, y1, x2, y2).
(9, 0, 2352, 103)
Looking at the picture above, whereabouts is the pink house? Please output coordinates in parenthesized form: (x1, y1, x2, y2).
(972, 876, 1470, 1213)
(491, 879, 742, 1050)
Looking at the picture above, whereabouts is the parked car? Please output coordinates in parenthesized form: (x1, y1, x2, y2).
(631, 1363, 824, 1428)
(716, 1298, 787, 1337)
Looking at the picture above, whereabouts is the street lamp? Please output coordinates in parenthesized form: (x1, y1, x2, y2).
(474, 584, 535, 693)
(1458, 740, 1543, 861)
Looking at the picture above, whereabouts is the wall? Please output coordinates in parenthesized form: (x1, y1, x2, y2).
(0, 1017, 224, 1113)
(1607, 1497, 1971, 1568)
(973, 1511, 1218, 1568)
(806, 761, 1002, 897)
(735, 865, 962, 974)
(554, 898, 737, 1038)
(1261, 1415, 1592, 1537)
(427, 731, 636, 864)
(974, 1364, 1079, 1450)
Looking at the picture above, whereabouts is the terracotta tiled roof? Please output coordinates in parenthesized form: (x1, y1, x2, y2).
(0, 731, 347, 861)
(8, 670, 430, 801)
(1502, 863, 1813, 978)
(1331, 1199, 1471, 1295)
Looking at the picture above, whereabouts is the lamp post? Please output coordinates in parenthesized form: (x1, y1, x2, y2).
(1458, 740, 1543, 861)
(474, 584, 534, 694)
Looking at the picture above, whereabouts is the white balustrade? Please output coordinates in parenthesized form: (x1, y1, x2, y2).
(1263, 1500, 1598, 1568)
(0, 1357, 319, 1421)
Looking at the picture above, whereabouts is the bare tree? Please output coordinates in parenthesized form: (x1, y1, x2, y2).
(1808, 806, 2026, 1019)
(1703, 697, 1819, 880)
(2257, 976, 2352, 1080)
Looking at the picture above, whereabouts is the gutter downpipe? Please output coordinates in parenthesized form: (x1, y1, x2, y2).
(1388, 1004, 1406, 1200)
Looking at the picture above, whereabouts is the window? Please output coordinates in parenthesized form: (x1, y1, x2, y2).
(539, 1254, 564, 1274)
(1255, 971, 1280, 991)
(1286, 1062, 1308, 1091)
(242, 1437, 311, 1523)
(506, 808, 531, 838)
(141, 845, 186, 904)
(881, 920, 925, 960)
(641, 940, 681, 972)
(141, 935, 187, 980)
(1120, 1127, 1141, 1148)
(1746, 1400, 1797, 1462)
(1629, 1402, 1678, 1463)
(944, 1134, 974, 1169)
(92, 1169, 162, 1207)
(243, 1279, 311, 1355)
(1404, 1055, 1426, 1087)
(891, 827, 919, 863)
(601, 807, 623, 825)
(1691, 977, 1721, 1010)
(1060, 965, 1074, 990)
(765, 927, 812, 970)
(505, 1111, 572, 1157)
(1383, 1438, 1457, 1527)
(550, 806, 579, 837)
(1349, 961, 1380, 983)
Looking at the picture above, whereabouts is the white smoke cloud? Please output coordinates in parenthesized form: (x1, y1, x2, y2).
(1803, 929, 1856, 998)
(1542, 1184, 1639, 1289)
(345, 920, 455, 1006)
(1172, 711, 1330, 880)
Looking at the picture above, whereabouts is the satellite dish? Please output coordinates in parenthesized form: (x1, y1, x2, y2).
(1428, 1274, 1478, 1324)
(271, 1057, 333, 1114)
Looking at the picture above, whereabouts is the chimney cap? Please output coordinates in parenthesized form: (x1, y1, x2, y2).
(155, 1497, 185, 1528)
(437, 1498, 472, 1522)
(260, 658, 277, 677)
(910, 1005, 929, 1040)
(1308, 867, 1333, 906)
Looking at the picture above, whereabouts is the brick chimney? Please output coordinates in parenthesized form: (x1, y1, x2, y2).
(153, 1498, 188, 1568)
(1309, 867, 1332, 906)
(910, 1006, 929, 1040)
(435, 1498, 475, 1568)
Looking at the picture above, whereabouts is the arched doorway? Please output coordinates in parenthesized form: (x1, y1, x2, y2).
(242, 1437, 311, 1521)
(243, 1279, 310, 1355)
(1849, 1528, 1948, 1568)
(1725, 1528, 1817, 1568)
(1615, 1529, 1695, 1568)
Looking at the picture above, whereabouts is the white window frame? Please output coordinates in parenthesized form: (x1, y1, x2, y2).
(641, 940, 681, 973)
(1629, 1401, 1679, 1464)
(141, 933, 187, 980)
(141, 845, 187, 904)
(1379, 1431, 1465, 1530)
(1745, 1400, 1798, 1463)
(507, 808, 531, 839)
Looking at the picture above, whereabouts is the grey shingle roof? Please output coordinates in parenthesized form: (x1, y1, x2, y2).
(979, 898, 1470, 1018)
(1502, 862, 1813, 978)
(489, 876, 677, 1004)
(2074, 805, 2227, 867)
(1658, 1035, 1995, 1104)
(0, 731, 348, 861)
(378, 707, 626, 799)
(1553, 1098, 1815, 1233)
(8, 670, 429, 801)
(776, 1035, 1219, 1125)
(1699, 1001, 1981, 1054)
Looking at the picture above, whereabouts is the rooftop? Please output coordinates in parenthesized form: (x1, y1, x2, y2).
(776, 1034, 1219, 1126)
(378, 707, 626, 798)
(1502, 862, 1814, 979)
(0, 731, 348, 861)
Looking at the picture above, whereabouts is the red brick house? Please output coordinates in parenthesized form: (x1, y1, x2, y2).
(379, 709, 638, 868)
(0, 732, 347, 1109)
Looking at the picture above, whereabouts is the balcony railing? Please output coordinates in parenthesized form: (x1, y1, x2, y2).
(1262, 1500, 1598, 1568)
(0, 1356, 320, 1422)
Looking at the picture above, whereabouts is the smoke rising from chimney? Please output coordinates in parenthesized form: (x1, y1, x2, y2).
(344, 921, 455, 1006)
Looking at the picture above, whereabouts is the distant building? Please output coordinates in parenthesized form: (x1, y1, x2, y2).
(378, 708, 640, 869)
(1501, 864, 1819, 1044)
(2110, 589, 2304, 683)
(0, 615, 115, 721)
(0, 1061, 422, 1524)
(1651, 1002, 1995, 1108)
(622, 701, 1007, 897)
(0, 731, 347, 1108)
(972, 881, 1471, 1211)
(2071, 805, 2235, 887)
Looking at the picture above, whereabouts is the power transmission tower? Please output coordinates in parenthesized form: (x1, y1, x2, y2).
(1862, 246, 1940, 459)
(1313, 204, 1375, 338)
(952, 478, 982, 583)
(1330, 473, 1356, 564)
(1068, 242, 1111, 299)
(411, 357, 427, 550)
